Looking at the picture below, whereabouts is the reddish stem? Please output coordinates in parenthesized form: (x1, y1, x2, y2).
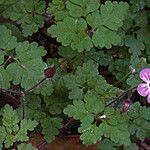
(60, 118, 75, 134)
(82, 49, 86, 66)
(24, 78, 46, 94)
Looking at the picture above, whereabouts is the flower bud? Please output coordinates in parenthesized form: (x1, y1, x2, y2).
(121, 99, 131, 112)
(44, 66, 56, 79)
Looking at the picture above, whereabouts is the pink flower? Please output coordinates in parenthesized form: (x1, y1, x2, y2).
(137, 68, 150, 104)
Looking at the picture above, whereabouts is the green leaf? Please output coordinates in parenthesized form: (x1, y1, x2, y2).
(64, 60, 121, 100)
(87, 50, 112, 67)
(126, 57, 150, 87)
(99, 108, 131, 146)
(66, 0, 100, 17)
(20, 94, 63, 143)
(1, 105, 19, 148)
(0, 144, 2, 150)
(108, 58, 129, 81)
(78, 123, 103, 145)
(1, 104, 38, 148)
(125, 35, 145, 55)
(92, 26, 121, 48)
(2, 0, 45, 36)
(130, 0, 146, 12)
(127, 102, 150, 141)
(0, 0, 19, 5)
(76, 60, 99, 78)
(25, 108, 46, 122)
(87, 1, 129, 48)
(0, 51, 5, 65)
(2, 104, 19, 132)
(2, 23, 24, 42)
(58, 46, 78, 60)
(87, 76, 122, 101)
(84, 91, 105, 114)
(0, 67, 12, 89)
(0, 126, 6, 143)
(64, 92, 105, 124)
(6, 41, 46, 90)
(26, 94, 42, 110)
(64, 60, 99, 100)
(124, 143, 139, 150)
(16, 119, 38, 142)
(43, 96, 70, 115)
(64, 100, 91, 122)
(41, 117, 63, 142)
(0, 25, 17, 89)
(47, 0, 68, 21)
(17, 143, 36, 150)
(0, 25, 17, 51)
(97, 139, 117, 150)
(126, 74, 141, 87)
(4, 134, 16, 148)
(134, 11, 148, 28)
(33, 79, 54, 96)
(99, 1, 129, 30)
(18, 94, 46, 121)
(48, 17, 93, 52)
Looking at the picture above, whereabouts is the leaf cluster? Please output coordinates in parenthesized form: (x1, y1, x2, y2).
(24, 94, 64, 143)
(127, 102, 150, 141)
(48, 1, 129, 52)
(0, 0, 150, 149)
(1, 0, 45, 36)
(0, 104, 38, 148)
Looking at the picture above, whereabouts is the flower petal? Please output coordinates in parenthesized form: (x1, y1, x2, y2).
(137, 83, 149, 97)
(147, 94, 150, 104)
(139, 68, 150, 83)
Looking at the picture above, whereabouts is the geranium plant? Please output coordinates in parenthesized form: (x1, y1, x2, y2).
(0, 0, 150, 149)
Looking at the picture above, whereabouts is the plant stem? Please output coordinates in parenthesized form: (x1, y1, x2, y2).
(82, 49, 86, 66)
(62, 118, 75, 131)
(36, 141, 47, 150)
(0, 56, 10, 67)
(0, 88, 22, 95)
(21, 92, 26, 120)
(0, 90, 19, 108)
(24, 78, 46, 94)
(105, 87, 134, 107)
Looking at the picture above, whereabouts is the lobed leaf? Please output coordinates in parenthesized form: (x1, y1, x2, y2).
(6, 41, 47, 90)
(99, 108, 131, 146)
(66, 0, 100, 17)
(0, 104, 38, 148)
(41, 117, 63, 142)
(0, 25, 17, 52)
(78, 123, 103, 145)
(47, 0, 68, 21)
(0, 67, 12, 89)
(127, 102, 150, 141)
(64, 91, 104, 124)
(2, 0, 46, 36)
(87, 1, 129, 48)
(48, 17, 93, 52)
(17, 143, 36, 150)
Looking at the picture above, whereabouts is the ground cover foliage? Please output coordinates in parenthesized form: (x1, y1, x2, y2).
(0, 0, 150, 149)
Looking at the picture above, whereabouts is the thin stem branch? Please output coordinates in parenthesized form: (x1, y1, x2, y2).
(0, 91, 19, 107)
(82, 49, 86, 66)
(0, 56, 10, 67)
(0, 88, 22, 95)
(21, 92, 26, 120)
(111, 72, 131, 87)
(105, 87, 134, 107)
(24, 78, 46, 94)
(62, 118, 75, 131)
(36, 141, 47, 150)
